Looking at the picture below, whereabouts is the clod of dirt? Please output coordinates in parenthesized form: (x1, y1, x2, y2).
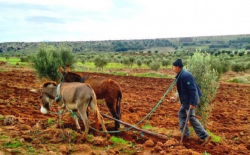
(156, 141, 164, 147)
(163, 138, 178, 147)
(144, 139, 154, 147)
(18, 124, 31, 130)
(0, 61, 7, 66)
(32, 122, 42, 130)
(153, 145, 163, 153)
(92, 136, 105, 146)
(3, 115, 16, 125)
(21, 135, 33, 142)
(106, 149, 116, 154)
(59, 144, 69, 154)
(32, 138, 41, 144)
(106, 133, 111, 140)
(73, 144, 92, 153)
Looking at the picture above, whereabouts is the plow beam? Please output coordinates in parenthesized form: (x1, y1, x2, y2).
(101, 113, 169, 140)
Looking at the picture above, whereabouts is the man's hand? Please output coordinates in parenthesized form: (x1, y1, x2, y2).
(190, 105, 196, 109)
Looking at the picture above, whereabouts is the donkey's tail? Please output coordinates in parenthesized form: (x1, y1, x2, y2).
(91, 90, 107, 132)
(89, 92, 100, 130)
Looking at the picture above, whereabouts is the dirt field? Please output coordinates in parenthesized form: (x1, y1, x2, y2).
(0, 66, 250, 155)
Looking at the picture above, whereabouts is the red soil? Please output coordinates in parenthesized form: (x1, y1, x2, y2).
(0, 67, 249, 154)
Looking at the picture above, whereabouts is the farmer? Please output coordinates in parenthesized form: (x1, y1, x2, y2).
(170, 59, 211, 145)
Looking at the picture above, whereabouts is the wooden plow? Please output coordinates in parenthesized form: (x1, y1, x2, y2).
(101, 113, 169, 140)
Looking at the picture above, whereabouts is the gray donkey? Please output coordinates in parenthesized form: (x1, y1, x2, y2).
(31, 81, 107, 137)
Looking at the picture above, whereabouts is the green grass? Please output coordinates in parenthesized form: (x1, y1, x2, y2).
(227, 77, 250, 84)
(132, 72, 173, 78)
(142, 124, 153, 130)
(203, 151, 211, 155)
(0, 57, 20, 64)
(207, 130, 221, 143)
(121, 148, 135, 154)
(4, 141, 22, 148)
(86, 134, 94, 142)
(110, 136, 129, 145)
(47, 118, 56, 127)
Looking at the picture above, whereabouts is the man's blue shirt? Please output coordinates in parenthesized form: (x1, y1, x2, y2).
(175, 69, 202, 110)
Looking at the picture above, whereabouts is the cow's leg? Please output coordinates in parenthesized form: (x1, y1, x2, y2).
(106, 101, 120, 131)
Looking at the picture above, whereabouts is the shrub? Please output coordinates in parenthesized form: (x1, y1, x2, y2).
(246, 62, 250, 70)
(59, 44, 76, 69)
(4, 55, 10, 61)
(162, 59, 170, 67)
(210, 57, 230, 78)
(31, 43, 76, 82)
(149, 62, 160, 71)
(231, 62, 246, 72)
(80, 57, 86, 64)
(94, 55, 108, 70)
(20, 56, 29, 62)
(187, 52, 219, 128)
(136, 59, 142, 67)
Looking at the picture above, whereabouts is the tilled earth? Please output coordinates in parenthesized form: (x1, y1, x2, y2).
(0, 67, 250, 155)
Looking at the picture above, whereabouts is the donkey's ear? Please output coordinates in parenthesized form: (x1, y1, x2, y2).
(66, 64, 71, 72)
(58, 65, 65, 74)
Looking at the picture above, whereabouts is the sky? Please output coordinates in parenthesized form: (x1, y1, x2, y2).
(0, 0, 250, 42)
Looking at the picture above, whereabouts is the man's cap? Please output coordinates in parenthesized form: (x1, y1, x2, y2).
(173, 59, 183, 68)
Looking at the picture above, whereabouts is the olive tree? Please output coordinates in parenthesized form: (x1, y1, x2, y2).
(31, 43, 76, 82)
(59, 44, 76, 69)
(186, 52, 219, 128)
(150, 62, 161, 71)
(94, 55, 108, 71)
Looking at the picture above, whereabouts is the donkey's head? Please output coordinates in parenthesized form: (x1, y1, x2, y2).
(40, 82, 57, 114)
(31, 81, 57, 114)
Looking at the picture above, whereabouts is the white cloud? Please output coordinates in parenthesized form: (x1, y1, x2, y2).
(0, 0, 250, 42)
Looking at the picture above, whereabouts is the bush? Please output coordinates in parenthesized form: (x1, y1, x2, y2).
(210, 57, 230, 78)
(31, 44, 76, 82)
(59, 44, 76, 69)
(187, 52, 219, 128)
(20, 56, 29, 62)
(136, 59, 142, 67)
(231, 62, 246, 72)
(94, 55, 108, 70)
(149, 62, 160, 71)
(246, 62, 250, 70)
(162, 59, 170, 67)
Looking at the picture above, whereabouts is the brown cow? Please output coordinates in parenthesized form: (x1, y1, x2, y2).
(59, 65, 122, 131)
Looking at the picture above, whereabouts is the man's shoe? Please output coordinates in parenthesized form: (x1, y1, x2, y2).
(201, 135, 211, 146)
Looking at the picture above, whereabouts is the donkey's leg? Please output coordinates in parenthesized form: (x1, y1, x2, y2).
(72, 110, 81, 131)
(77, 101, 90, 137)
(57, 109, 63, 128)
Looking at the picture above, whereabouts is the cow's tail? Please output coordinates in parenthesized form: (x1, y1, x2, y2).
(116, 90, 122, 120)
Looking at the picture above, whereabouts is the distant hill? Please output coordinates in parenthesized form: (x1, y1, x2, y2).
(1, 34, 250, 55)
